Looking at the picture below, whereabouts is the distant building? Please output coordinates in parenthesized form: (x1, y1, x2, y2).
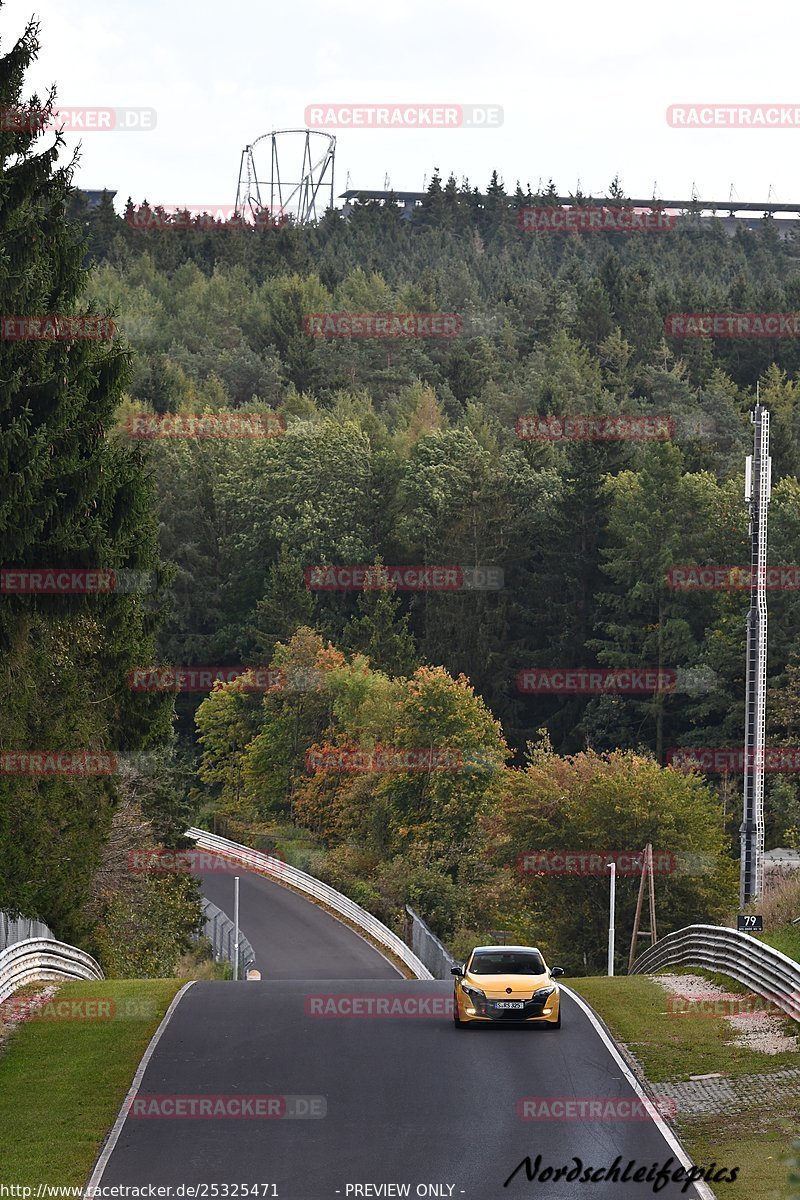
(83, 189, 117, 210)
(338, 189, 800, 236)
(763, 847, 800, 872)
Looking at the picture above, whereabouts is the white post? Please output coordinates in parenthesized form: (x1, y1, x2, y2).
(607, 862, 616, 977)
(233, 876, 240, 981)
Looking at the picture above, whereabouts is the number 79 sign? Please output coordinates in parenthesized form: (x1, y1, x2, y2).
(737, 914, 763, 932)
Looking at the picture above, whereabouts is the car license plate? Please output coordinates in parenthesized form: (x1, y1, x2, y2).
(494, 1000, 524, 1009)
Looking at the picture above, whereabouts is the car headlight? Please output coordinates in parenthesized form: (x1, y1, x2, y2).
(461, 983, 486, 1000)
(532, 985, 556, 1001)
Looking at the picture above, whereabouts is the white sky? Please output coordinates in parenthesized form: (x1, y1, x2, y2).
(4, 0, 800, 212)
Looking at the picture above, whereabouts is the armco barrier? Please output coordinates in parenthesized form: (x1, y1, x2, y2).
(0, 937, 104, 1005)
(186, 827, 433, 979)
(630, 923, 800, 1021)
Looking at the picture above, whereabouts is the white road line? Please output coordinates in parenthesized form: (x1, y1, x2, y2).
(562, 985, 717, 1200)
(85, 981, 196, 1189)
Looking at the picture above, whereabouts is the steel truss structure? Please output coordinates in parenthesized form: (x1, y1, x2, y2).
(235, 129, 335, 225)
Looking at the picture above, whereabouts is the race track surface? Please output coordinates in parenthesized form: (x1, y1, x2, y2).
(92, 868, 711, 1199)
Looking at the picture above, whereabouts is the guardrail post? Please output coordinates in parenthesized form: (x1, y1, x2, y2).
(607, 861, 616, 976)
(233, 876, 240, 981)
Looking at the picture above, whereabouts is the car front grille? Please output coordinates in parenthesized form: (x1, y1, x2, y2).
(484, 997, 547, 1019)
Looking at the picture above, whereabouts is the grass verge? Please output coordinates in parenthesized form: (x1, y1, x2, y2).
(569, 974, 800, 1200)
(0, 978, 183, 1184)
(757, 927, 800, 964)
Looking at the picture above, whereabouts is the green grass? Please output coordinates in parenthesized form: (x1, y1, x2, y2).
(0, 978, 183, 1184)
(568, 974, 799, 1079)
(687, 1118, 800, 1200)
(757, 927, 800, 964)
(568, 974, 800, 1200)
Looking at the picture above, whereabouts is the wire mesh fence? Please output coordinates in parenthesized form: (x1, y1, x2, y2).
(0, 911, 54, 952)
(198, 897, 255, 978)
(405, 906, 456, 979)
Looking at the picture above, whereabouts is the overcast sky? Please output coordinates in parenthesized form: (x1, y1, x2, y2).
(4, 0, 800, 213)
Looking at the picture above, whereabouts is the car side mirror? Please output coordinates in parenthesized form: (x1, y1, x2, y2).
(450, 964, 465, 976)
(550, 966, 565, 977)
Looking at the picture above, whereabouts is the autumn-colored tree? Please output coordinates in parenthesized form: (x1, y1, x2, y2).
(485, 746, 736, 973)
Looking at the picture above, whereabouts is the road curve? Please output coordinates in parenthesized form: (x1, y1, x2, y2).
(198, 866, 400, 980)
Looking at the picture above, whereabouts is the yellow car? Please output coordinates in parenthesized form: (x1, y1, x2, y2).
(452, 945, 565, 1028)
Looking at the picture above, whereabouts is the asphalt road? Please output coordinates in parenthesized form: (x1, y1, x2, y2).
(91, 869, 716, 1199)
(198, 866, 399, 979)
(95, 981, 715, 1199)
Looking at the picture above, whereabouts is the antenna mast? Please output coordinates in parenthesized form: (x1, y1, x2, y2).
(740, 402, 771, 906)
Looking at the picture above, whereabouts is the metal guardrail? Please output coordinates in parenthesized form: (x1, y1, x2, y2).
(0, 911, 54, 951)
(186, 828, 433, 979)
(199, 897, 255, 978)
(405, 905, 456, 979)
(0, 937, 104, 1005)
(630, 923, 800, 1021)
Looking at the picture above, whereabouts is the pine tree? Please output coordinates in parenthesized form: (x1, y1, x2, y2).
(342, 575, 418, 678)
(0, 15, 173, 941)
(250, 546, 318, 660)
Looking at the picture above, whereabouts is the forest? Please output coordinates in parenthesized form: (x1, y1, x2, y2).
(6, 39, 800, 971)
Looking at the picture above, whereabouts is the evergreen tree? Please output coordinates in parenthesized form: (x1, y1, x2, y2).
(341, 572, 418, 678)
(0, 16, 173, 940)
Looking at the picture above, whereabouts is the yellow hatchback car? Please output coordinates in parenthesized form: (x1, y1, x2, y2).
(452, 945, 565, 1028)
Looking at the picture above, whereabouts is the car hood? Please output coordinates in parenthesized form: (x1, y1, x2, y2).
(463, 971, 554, 996)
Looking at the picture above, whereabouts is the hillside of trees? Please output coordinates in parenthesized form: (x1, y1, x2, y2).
(8, 21, 800, 967)
(77, 186, 800, 786)
(71, 182, 800, 962)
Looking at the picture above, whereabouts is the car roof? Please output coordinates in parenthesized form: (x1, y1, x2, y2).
(470, 945, 542, 954)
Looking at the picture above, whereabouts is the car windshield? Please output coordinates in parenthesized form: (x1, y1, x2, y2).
(469, 952, 545, 975)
